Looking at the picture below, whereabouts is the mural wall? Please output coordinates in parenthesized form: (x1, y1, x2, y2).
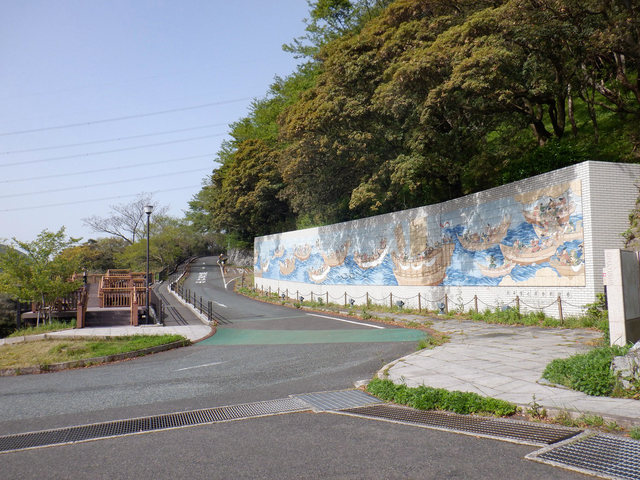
(254, 180, 585, 288)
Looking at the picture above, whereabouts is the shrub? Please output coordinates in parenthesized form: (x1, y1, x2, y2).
(543, 345, 629, 396)
(366, 378, 517, 416)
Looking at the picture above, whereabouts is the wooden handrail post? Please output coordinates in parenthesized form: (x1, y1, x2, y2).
(131, 290, 139, 326)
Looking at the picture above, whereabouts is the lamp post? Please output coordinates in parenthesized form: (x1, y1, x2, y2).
(144, 204, 153, 323)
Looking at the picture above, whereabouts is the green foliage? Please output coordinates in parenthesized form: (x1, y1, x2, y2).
(367, 378, 517, 416)
(0, 294, 17, 338)
(189, 0, 640, 241)
(630, 427, 640, 440)
(0, 228, 82, 322)
(543, 344, 629, 397)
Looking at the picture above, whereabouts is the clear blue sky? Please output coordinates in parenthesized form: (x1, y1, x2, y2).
(0, 0, 310, 243)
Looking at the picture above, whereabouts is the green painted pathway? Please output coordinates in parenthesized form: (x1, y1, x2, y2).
(199, 328, 426, 345)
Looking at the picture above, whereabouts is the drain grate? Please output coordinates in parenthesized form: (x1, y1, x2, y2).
(0, 397, 309, 454)
(293, 389, 382, 411)
(339, 404, 581, 446)
(528, 433, 640, 480)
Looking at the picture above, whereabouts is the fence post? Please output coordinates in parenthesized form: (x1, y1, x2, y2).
(326, 292, 329, 305)
(474, 295, 478, 313)
(390, 292, 393, 309)
(345, 292, 347, 307)
(311, 291, 314, 302)
(444, 294, 449, 314)
(516, 295, 520, 311)
(366, 292, 369, 307)
(558, 295, 564, 324)
(269, 286, 271, 296)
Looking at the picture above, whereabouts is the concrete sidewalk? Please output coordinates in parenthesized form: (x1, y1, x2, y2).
(378, 315, 640, 426)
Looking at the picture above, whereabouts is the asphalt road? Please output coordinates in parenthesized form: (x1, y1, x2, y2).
(0, 257, 589, 478)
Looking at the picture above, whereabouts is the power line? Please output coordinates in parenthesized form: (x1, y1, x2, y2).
(0, 97, 253, 136)
(0, 185, 204, 212)
(0, 133, 226, 167)
(0, 168, 209, 199)
(0, 124, 229, 155)
(1, 154, 216, 184)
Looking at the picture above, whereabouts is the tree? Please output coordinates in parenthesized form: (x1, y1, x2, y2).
(284, 0, 394, 59)
(82, 192, 168, 245)
(0, 228, 82, 324)
(61, 237, 128, 273)
(116, 215, 222, 273)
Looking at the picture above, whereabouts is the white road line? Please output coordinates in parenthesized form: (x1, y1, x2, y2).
(306, 313, 385, 329)
(214, 301, 227, 308)
(176, 362, 224, 371)
(224, 275, 243, 289)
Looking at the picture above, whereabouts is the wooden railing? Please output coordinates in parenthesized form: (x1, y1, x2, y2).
(99, 271, 149, 307)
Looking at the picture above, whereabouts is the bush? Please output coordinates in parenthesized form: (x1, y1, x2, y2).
(543, 345, 629, 397)
(366, 378, 517, 416)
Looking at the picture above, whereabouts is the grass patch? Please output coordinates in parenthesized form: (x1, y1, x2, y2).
(366, 378, 517, 417)
(7, 319, 77, 338)
(542, 344, 630, 397)
(417, 334, 449, 351)
(0, 334, 187, 369)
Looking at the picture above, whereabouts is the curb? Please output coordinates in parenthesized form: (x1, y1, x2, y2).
(0, 339, 190, 376)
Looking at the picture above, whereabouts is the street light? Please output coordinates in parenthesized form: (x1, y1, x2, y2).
(144, 204, 153, 323)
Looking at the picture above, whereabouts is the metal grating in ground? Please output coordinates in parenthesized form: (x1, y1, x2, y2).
(527, 433, 640, 480)
(339, 404, 581, 446)
(292, 389, 383, 411)
(0, 397, 309, 454)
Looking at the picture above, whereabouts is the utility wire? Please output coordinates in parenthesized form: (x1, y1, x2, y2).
(0, 133, 225, 167)
(0, 185, 203, 212)
(0, 154, 216, 184)
(0, 124, 229, 155)
(0, 168, 209, 199)
(0, 97, 252, 136)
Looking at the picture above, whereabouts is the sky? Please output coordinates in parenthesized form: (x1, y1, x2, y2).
(0, 0, 311, 243)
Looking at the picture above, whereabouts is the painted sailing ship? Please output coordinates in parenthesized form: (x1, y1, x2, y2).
(476, 260, 516, 278)
(549, 258, 584, 277)
(279, 257, 296, 276)
(353, 239, 388, 269)
(308, 264, 331, 283)
(293, 243, 312, 262)
(522, 198, 576, 227)
(391, 217, 455, 286)
(272, 245, 285, 258)
(499, 239, 557, 266)
(549, 245, 584, 277)
(533, 220, 583, 243)
(457, 216, 511, 252)
(320, 240, 350, 267)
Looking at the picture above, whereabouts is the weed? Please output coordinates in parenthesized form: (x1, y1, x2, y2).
(543, 344, 629, 397)
(366, 378, 517, 416)
(630, 427, 640, 440)
(525, 395, 547, 419)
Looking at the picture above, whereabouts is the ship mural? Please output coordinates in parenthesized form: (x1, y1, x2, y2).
(254, 180, 585, 287)
(353, 238, 389, 269)
(457, 216, 511, 251)
(391, 218, 455, 286)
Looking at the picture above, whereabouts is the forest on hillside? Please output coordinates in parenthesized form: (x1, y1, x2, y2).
(187, 0, 640, 247)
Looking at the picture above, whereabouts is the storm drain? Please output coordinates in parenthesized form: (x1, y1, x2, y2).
(527, 433, 640, 479)
(293, 389, 383, 411)
(339, 404, 581, 446)
(0, 397, 309, 454)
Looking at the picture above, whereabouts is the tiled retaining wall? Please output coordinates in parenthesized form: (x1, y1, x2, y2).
(254, 161, 640, 318)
